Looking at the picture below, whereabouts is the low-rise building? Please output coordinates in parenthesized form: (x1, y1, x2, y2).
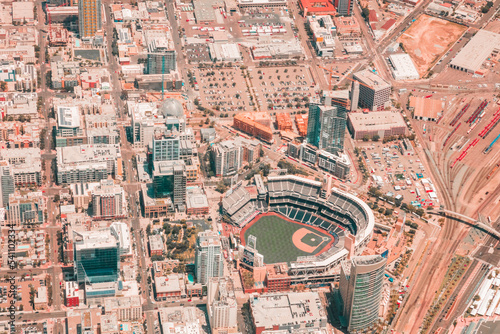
(299, 0, 337, 16)
(141, 183, 174, 218)
(65, 281, 80, 307)
(159, 306, 208, 334)
(307, 15, 336, 57)
(388, 54, 420, 80)
(186, 187, 209, 215)
(347, 111, 407, 140)
(250, 292, 327, 334)
(0, 148, 41, 185)
(233, 112, 273, 143)
(104, 296, 142, 321)
(409, 95, 443, 122)
(56, 144, 122, 184)
(154, 274, 185, 300)
(265, 263, 291, 292)
(34, 287, 48, 310)
(149, 234, 164, 257)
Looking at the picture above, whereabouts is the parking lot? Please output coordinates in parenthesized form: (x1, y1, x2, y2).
(185, 44, 211, 63)
(249, 65, 317, 111)
(194, 67, 252, 113)
(358, 141, 439, 208)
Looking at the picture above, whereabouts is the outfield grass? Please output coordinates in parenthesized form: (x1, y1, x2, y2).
(243, 215, 332, 264)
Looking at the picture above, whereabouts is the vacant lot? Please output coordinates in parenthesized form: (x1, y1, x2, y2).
(241, 213, 331, 264)
(398, 15, 466, 76)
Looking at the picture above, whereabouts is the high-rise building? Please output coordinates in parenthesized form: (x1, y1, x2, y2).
(0, 161, 14, 208)
(144, 29, 177, 74)
(210, 140, 242, 177)
(352, 70, 391, 111)
(210, 137, 260, 177)
(152, 133, 180, 161)
(306, 103, 347, 154)
(78, 0, 102, 38)
(207, 277, 238, 334)
(73, 229, 120, 284)
(334, 0, 353, 16)
(339, 255, 387, 332)
(147, 51, 177, 75)
(152, 160, 186, 206)
(194, 231, 224, 285)
(91, 180, 125, 219)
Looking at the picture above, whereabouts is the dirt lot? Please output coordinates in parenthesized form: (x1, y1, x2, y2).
(398, 15, 467, 76)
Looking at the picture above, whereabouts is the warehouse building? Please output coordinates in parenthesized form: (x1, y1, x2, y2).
(450, 30, 500, 74)
(347, 111, 407, 140)
(409, 96, 443, 122)
(388, 53, 420, 80)
(209, 43, 242, 62)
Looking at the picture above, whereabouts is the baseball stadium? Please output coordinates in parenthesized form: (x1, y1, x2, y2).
(221, 174, 374, 277)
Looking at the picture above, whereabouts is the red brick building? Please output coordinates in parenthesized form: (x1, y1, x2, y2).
(65, 281, 80, 307)
(266, 263, 291, 292)
(233, 113, 274, 143)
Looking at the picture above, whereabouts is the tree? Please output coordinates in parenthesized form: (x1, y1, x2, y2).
(136, 273, 142, 283)
(361, 6, 370, 21)
(0, 81, 6, 92)
(242, 271, 254, 289)
(362, 135, 370, 142)
(146, 224, 152, 236)
(372, 134, 380, 142)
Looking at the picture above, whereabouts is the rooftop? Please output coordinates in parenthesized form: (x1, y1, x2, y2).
(348, 111, 406, 131)
(388, 53, 420, 80)
(73, 229, 119, 250)
(149, 234, 164, 252)
(186, 187, 209, 209)
(250, 292, 326, 329)
(450, 29, 500, 73)
(353, 70, 391, 90)
(409, 96, 443, 119)
(155, 274, 184, 294)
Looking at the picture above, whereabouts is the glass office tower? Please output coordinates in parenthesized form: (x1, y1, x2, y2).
(74, 230, 120, 284)
(340, 255, 387, 332)
(306, 103, 347, 155)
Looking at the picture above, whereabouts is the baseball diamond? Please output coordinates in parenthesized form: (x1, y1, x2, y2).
(241, 212, 333, 265)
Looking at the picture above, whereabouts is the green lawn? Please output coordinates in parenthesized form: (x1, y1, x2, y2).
(243, 215, 332, 264)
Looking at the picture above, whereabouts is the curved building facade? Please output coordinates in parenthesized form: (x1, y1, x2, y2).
(339, 255, 387, 332)
(221, 175, 375, 277)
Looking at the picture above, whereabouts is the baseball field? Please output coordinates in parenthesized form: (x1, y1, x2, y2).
(241, 213, 333, 265)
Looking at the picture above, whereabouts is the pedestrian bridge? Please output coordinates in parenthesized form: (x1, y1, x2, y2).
(429, 209, 500, 239)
